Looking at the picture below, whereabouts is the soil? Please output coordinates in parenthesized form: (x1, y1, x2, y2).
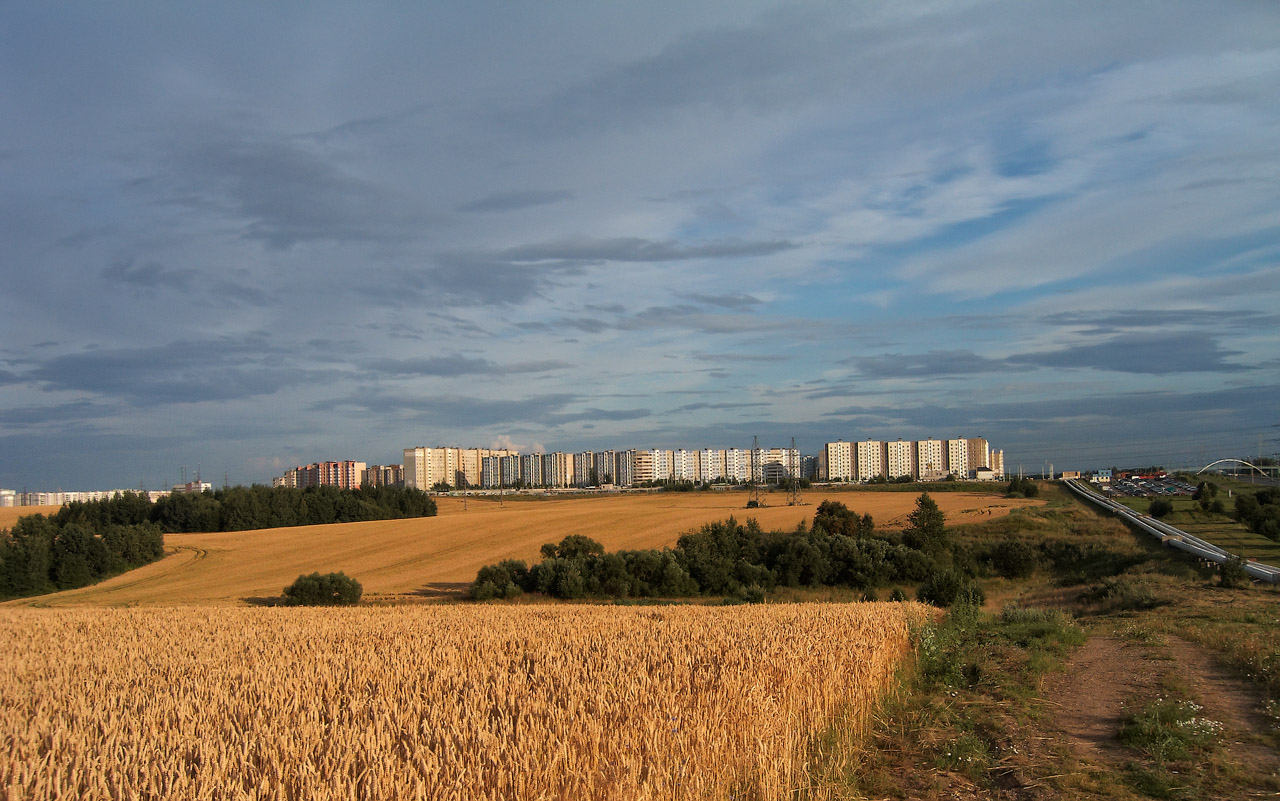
(1023, 633, 1280, 798)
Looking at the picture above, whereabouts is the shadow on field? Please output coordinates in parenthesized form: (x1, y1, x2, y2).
(243, 595, 288, 607)
(411, 582, 470, 599)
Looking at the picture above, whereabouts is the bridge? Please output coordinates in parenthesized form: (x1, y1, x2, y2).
(1196, 458, 1279, 480)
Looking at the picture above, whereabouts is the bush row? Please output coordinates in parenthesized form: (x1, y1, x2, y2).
(472, 494, 986, 607)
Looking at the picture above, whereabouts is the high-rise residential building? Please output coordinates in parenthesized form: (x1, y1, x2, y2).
(725, 448, 751, 482)
(915, 439, 944, 481)
(946, 439, 970, 479)
(671, 449, 700, 482)
(822, 441, 854, 481)
(362, 464, 403, 487)
(856, 440, 885, 481)
(698, 448, 727, 483)
(520, 454, 544, 486)
(966, 437, 991, 471)
(885, 440, 915, 480)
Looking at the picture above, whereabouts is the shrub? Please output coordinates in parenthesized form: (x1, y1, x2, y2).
(1079, 576, 1162, 611)
(1147, 498, 1174, 518)
(917, 568, 985, 608)
(1218, 556, 1250, 589)
(282, 572, 362, 606)
(988, 538, 1038, 579)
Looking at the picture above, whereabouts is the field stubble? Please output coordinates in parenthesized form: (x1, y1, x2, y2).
(1, 602, 928, 800)
(8, 490, 1036, 606)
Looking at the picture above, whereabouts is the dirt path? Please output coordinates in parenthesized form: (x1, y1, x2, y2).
(1041, 636, 1164, 764)
(1035, 633, 1280, 796)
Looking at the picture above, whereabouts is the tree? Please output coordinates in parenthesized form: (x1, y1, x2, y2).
(283, 572, 362, 605)
(903, 492, 947, 553)
(1148, 498, 1174, 518)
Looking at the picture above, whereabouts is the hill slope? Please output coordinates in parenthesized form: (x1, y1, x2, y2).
(8, 490, 1036, 606)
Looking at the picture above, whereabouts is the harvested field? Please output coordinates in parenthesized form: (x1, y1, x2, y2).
(0, 602, 928, 801)
(0, 505, 60, 530)
(6, 489, 1036, 606)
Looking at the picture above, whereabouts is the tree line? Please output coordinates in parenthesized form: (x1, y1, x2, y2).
(0, 485, 437, 600)
(1235, 487, 1280, 540)
(471, 494, 989, 607)
(0, 513, 163, 599)
(52, 484, 437, 534)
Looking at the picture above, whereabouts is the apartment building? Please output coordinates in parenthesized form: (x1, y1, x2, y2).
(885, 440, 915, 480)
(361, 464, 403, 487)
(915, 438, 944, 481)
(856, 440, 885, 481)
(821, 441, 854, 481)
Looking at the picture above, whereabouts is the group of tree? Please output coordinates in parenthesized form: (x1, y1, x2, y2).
(1192, 481, 1226, 514)
(1235, 487, 1280, 540)
(1005, 477, 1039, 498)
(470, 492, 985, 607)
(0, 511, 163, 599)
(56, 484, 436, 535)
(0, 484, 436, 601)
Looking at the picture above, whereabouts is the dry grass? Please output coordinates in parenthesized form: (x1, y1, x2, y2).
(6, 490, 1036, 607)
(0, 602, 928, 800)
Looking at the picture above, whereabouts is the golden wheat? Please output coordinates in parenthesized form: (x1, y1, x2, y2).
(0, 603, 926, 800)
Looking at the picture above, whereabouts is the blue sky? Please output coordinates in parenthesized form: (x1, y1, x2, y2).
(2, 1, 1279, 489)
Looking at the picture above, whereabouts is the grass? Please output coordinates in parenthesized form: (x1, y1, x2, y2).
(1112, 493, 1280, 564)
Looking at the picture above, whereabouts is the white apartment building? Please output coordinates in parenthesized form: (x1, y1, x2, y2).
(822, 441, 854, 481)
(725, 448, 752, 482)
(885, 440, 915, 480)
(672, 449, 700, 482)
(915, 439, 944, 480)
(856, 440, 885, 481)
(698, 448, 726, 482)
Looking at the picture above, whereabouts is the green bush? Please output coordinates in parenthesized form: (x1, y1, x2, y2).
(988, 538, 1038, 579)
(1218, 556, 1250, 589)
(1147, 498, 1174, 518)
(282, 571, 362, 605)
(917, 568, 985, 608)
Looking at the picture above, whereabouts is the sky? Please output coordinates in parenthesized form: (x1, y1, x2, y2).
(3, 1, 1279, 490)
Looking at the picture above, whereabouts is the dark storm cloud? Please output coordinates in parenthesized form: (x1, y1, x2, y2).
(314, 391, 577, 428)
(1008, 333, 1249, 375)
(844, 350, 1024, 379)
(672, 401, 768, 413)
(365, 355, 572, 377)
(174, 134, 426, 249)
(546, 407, 653, 425)
(457, 189, 574, 213)
(28, 336, 320, 405)
(2, 400, 114, 427)
(498, 237, 795, 264)
(848, 334, 1250, 380)
(687, 293, 763, 309)
(102, 258, 195, 291)
(1038, 309, 1280, 335)
(690, 352, 788, 363)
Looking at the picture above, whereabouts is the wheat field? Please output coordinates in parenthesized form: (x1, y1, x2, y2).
(0, 602, 928, 801)
(3, 490, 1034, 606)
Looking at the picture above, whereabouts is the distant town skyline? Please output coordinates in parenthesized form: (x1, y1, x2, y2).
(3, 2, 1278, 490)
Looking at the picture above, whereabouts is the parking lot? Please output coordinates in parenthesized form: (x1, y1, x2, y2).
(1104, 477, 1196, 498)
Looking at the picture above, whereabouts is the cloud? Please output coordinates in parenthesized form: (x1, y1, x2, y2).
(844, 350, 1025, 379)
(172, 133, 427, 249)
(498, 237, 795, 264)
(457, 190, 574, 213)
(1009, 333, 1250, 375)
(687, 293, 763, 309)
(365, 355, 572, 377)
(102, 258, 196, 291)
(27, 335, 319, 405)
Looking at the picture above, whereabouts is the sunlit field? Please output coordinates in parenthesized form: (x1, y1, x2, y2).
(4, 489, 1036, 606)
(0, 602, 928, 800)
